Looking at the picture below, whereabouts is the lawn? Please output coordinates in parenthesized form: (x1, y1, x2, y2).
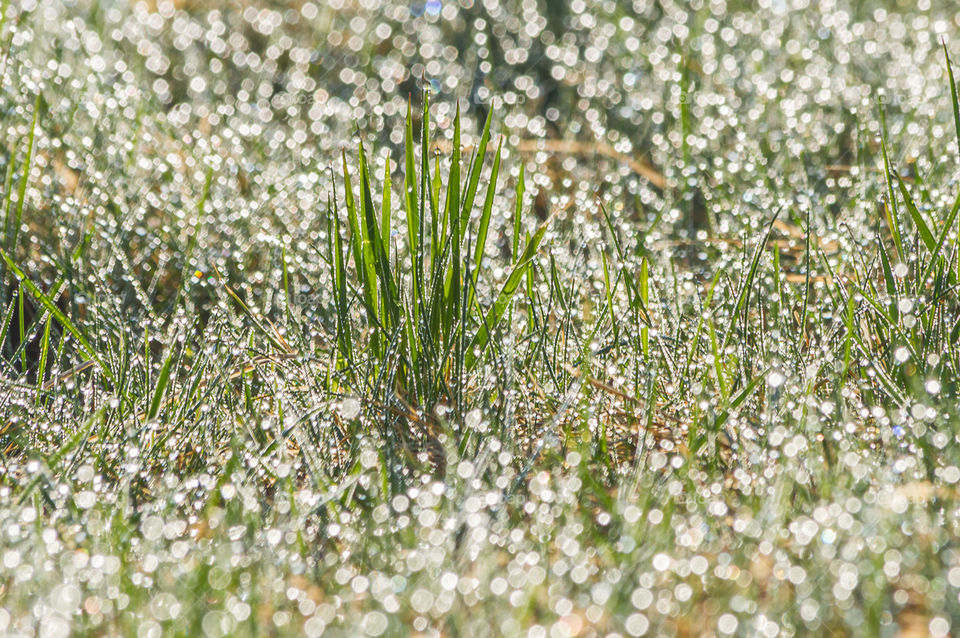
(2, 1, 960, 636)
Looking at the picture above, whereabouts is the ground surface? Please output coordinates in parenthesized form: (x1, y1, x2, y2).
(2, 1, 960, 636)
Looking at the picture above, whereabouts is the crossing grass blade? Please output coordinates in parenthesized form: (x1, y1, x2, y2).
(720, 208, 779, 354)
(467, 219, 548, 370)
(919, 189, 960, 287)
(0, 246, 110, 383)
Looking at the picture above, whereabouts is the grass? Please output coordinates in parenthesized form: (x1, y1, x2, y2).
(4, 1, 960, 637)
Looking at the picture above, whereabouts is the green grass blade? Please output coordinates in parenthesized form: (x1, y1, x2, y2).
(341, 151, 366, 290)
(467, 137, 502, 312)
(472, 137, 502, 278)
(0, 291, 13, 359)
(17, 281, 25, 370)
(35, 314, 51, 401)
(680, 270, 721, 390)
(512, 164, 525, 259)
(601, 250, 617, 346)
(219, 280, 289, 355)
(430, 154, 441, 269)
(639, 257, 649, 359)
(880, 135, 904, 259)
(877, 233, 899, 323)
(709, 320, 727, 399)
(720, 208, 779, 353)
(0, 0, 9, 45)
(715, 368, 768, 430)
(467, 220, 548, 369)
(842, 295, 855, 379)
(359, 140, 397, 328)
(381, 152, 392, 254)
(460, 105, 494, 236)
(443, 105, 462, 334)
(146, 348, 176, 421)
(0, 158, 13, 264)
(9, 93, 40, 254)
(342, 149, 379, 329)
(945, 40, 960, 157)
(403, 99, 421, 324)
(328, 197, 353, 362)
(895, 173, 936, 252)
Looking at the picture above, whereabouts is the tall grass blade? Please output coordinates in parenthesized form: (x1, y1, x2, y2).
(945, 40, 960, 157)
(359, 140, 397, 327)
(460, 105, 494, 235)
(879, 135, 905, 259)
(342, 150, 378, 331)
(443, 105, 462, 336)
(381, 152, 392, 254)
(403, 99, 421, 325)
(468, 137, 502, 311)
(512, 165, 525, 258)
(9, 93, 40, 254)
(328, 197, 353, 362)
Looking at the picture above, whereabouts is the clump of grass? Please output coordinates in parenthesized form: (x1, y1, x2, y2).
(329, 95, 546, 431)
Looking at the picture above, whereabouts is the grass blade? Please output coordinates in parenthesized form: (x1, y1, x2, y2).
(460, 105, 494, 235)
(146, 348, 176, 421)
(403, 99, 421, 324)
(879, 134, 905, 259)
(895, 172, 936, 252)
(9, 93, 40, 255)
(466, 137, 503, 315)
(512, 164, 525, 259)
(945, 39, 960, 157)
(381, 151, 392, 254)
